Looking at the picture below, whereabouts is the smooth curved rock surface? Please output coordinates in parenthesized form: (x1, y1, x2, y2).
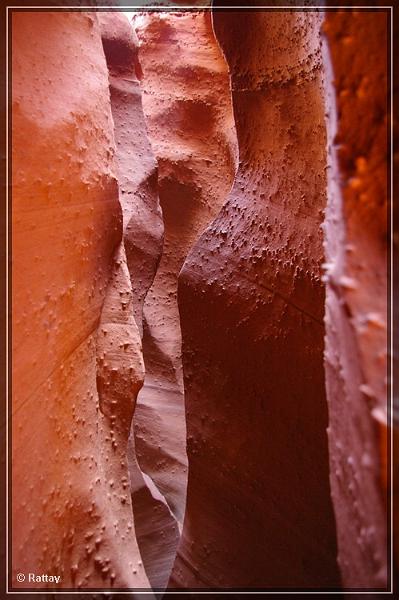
(133, 10, 237, 532)
(323, 9, 389, 589)
(10, 7, 391, 594)
(99, 12, 164, 333)
(127, 434, 180, 590)
(170, 9, 340, 589)
(12, 11, 149, 590)
(99, 13, 178, 591)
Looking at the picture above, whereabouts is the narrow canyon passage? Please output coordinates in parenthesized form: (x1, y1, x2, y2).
(127, 11, 237, 587)
(132, 8, 237, 529)
(10, 6, 391, 594)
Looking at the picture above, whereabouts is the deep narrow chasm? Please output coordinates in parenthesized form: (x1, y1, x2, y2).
(129, 9, 238, 587)
(99, 9, 237, 589)
(10, 6, 391, 594)
(98, 12, 173, 590)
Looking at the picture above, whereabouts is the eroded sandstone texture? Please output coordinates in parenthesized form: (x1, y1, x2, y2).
(12, 11, 149, 589)
(170, 9, 340, 589)
(98, 12, 163, 331)
(322, 9, 389, 589)
(132, 7, 237, 539)
(98, 13, 181, 590)
(11, 6, 391, 594)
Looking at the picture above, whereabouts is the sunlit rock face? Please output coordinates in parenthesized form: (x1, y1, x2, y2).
(12, 11, 149, 590)
(323, 8, 389, 589)
(169, 9, 341, 589)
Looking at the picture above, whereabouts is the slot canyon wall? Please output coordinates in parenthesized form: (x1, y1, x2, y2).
(171, 8, 340, 589)
(12, 11, 150, 590)
(131, 9, 237, 586)
(322, 8, 389, 588)
(97, 12, 175, 592)
(10, 5, 391, 594)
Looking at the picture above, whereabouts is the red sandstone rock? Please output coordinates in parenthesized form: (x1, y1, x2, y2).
(98, 12, 163, 332)
(12, 11, 149, 590)
(323, 9, 389, 589)
(132, 9, 237, 537)
(99, 12, 178, 590)
(128, 434, 180, 590)
(170, 9, 340, 589)
(10, 7, 391, 593)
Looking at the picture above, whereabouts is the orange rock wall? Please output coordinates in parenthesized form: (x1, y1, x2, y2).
(10, 6, 391, 594)
(12, 11, 149, 590)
